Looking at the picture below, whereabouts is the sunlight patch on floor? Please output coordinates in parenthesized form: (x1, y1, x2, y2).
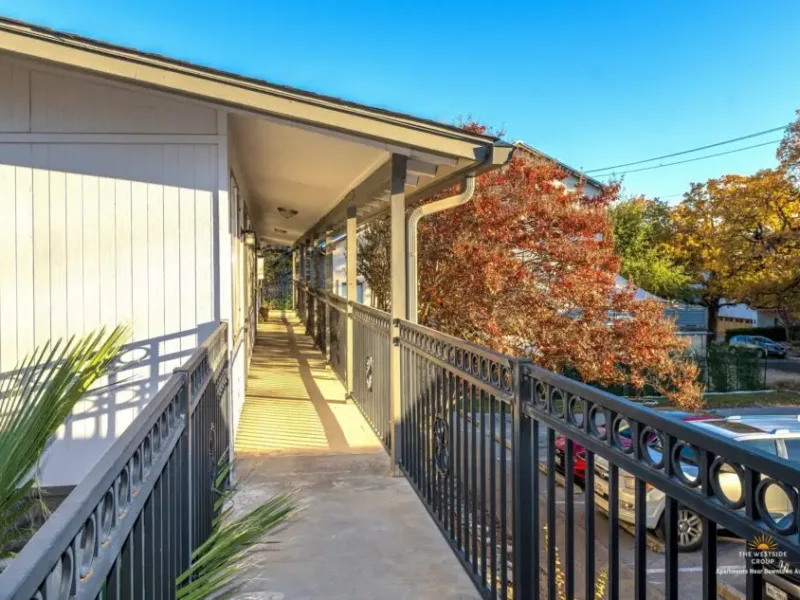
(234, 311, 382, 455)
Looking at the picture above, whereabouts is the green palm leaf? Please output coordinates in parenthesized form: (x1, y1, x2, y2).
(176, 491, 295, 600)
(0, 326, 128, 558)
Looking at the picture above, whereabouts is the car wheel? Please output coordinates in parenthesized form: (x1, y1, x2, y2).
(659, 508, 704, 552)
(677, 509, 703, 552)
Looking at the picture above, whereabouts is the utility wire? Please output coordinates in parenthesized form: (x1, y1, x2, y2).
(587, 124, 788, 174)
(596, 138, 781, 178)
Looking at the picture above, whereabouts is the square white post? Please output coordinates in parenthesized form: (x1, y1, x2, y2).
(389, 154, 407, 472)
(346, 206, 357, 398)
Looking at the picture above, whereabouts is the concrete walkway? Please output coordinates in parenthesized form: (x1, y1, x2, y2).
(232, 311, 480, 600)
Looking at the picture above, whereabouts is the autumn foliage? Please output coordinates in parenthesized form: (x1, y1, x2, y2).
(414, 149, 702, 409)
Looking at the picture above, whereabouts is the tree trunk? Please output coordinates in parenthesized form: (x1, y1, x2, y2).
(707, 300, 720, 347)
(777, 306, 795, 343)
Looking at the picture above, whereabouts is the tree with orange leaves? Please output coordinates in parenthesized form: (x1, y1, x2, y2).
(416, 149, 701, 409)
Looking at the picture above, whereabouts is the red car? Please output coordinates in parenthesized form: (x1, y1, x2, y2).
(554, 436, 587, 483)
(553, 411, 714, 485)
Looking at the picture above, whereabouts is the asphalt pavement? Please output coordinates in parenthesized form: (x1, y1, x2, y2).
(766, 357, 800, 375)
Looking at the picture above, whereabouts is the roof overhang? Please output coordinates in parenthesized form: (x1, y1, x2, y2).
(0, 17, 512, 246)
(0, 17, 499, 162)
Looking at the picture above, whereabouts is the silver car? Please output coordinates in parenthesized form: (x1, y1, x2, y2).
(594, 415, 800, 551)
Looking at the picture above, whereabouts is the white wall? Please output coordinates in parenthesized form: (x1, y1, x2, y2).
(0, 55, 228, 487)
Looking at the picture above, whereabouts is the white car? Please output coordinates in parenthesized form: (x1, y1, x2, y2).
(593, 415, 800, 551)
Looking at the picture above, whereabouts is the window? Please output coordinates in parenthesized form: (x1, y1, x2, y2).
(783, 439, 800, 462)
(743, 439, 778, 456)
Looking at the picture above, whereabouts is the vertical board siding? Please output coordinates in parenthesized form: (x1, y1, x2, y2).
(0, 64, 30, 131)
(0, 145, 18, 373)
(178, 146, 197, 358)
(32, 145, 51, 348)
(0, 142, 219, 486)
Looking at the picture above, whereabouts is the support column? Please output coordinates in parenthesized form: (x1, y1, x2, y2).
(389, 154, 407, 472)
(346, 206, 357, 399)
(214, 110, 235, 461)
(310, 239, 318, 289)
(291, 247, 297, 311)
(324, 230, 333, 363)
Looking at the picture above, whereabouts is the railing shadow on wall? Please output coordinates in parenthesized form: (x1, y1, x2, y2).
(0, 323, 231, 600)
(0, 324, 221, 491)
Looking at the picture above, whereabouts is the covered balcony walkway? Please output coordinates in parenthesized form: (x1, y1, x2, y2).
(232, 310, 480, 599)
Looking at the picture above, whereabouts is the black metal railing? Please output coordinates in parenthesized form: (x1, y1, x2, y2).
(398, 319, 515, 597)
(351, 301, 392, 449)
(313, 290, 327, 356)
(396, 316, 800, 600)
(292, 280, 800, 599)
(0, 324, 230, 600)
(327, 293, 348, 384)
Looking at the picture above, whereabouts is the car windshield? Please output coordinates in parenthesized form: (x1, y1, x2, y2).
(743, 439, 778, 456)
(784, 439, 800, 463)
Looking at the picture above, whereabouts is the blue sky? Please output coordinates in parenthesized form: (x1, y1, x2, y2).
(3, 0, 798, 201)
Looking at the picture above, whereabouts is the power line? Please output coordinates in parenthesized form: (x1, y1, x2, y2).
(596, 138, 781, 178)
(587, 124, 788, 174)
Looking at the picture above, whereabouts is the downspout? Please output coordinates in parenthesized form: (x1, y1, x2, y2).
(407, 174, 476, 323)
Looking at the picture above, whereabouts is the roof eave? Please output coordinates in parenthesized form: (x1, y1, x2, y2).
(0, 16, 498, 162)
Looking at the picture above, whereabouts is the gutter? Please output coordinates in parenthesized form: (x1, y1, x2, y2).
(406, 175, 476, 323)
(406, 142, 513, 323)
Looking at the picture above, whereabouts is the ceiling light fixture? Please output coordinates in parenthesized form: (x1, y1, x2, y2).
(274, 228, 288, 234)
(277, 207, 298, 219)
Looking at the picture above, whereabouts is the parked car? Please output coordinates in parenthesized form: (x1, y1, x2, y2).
(554, 437, 587, 483)
(554, 411, 711, 486)
(730, 334, 787, 358)
(594, 415, 800, 552)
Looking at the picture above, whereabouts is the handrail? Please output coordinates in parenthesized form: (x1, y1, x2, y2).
(0, 322, 229, 599)
(349, 300, 391, 319)
(0, 376, 186, 598)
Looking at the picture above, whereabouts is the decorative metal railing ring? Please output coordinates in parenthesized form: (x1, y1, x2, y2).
(396, 319, 514, 398)
(521, 362, 800, 563)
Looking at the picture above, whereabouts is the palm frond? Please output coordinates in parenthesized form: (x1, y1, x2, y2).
(176, 492, 295, 600)
(0, 326, 129, 558)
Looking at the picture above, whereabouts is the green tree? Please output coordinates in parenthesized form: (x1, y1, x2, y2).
(610, 197, 690, 299)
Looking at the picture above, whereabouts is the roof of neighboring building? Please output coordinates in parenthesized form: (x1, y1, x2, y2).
(512, 141, 605, 191)
(719, 303, 758, 321)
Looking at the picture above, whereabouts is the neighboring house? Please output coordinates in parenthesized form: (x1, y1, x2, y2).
(0, 17, 505, 487)
(512, 141, 605, 198)
(753, 308, 784, 328)
(717, 303, 757, 339)
(716, 303, 787, 338)
(615, 275, 709, 355)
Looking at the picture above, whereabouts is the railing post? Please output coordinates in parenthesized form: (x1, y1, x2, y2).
(325, 231, 333, 364)
(513, 360, 533, 600)
(291, 247, 297, 311)
(346, 205, 357, 399)
(389, 153, 407, 472)
(173, 366, 194, 569)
